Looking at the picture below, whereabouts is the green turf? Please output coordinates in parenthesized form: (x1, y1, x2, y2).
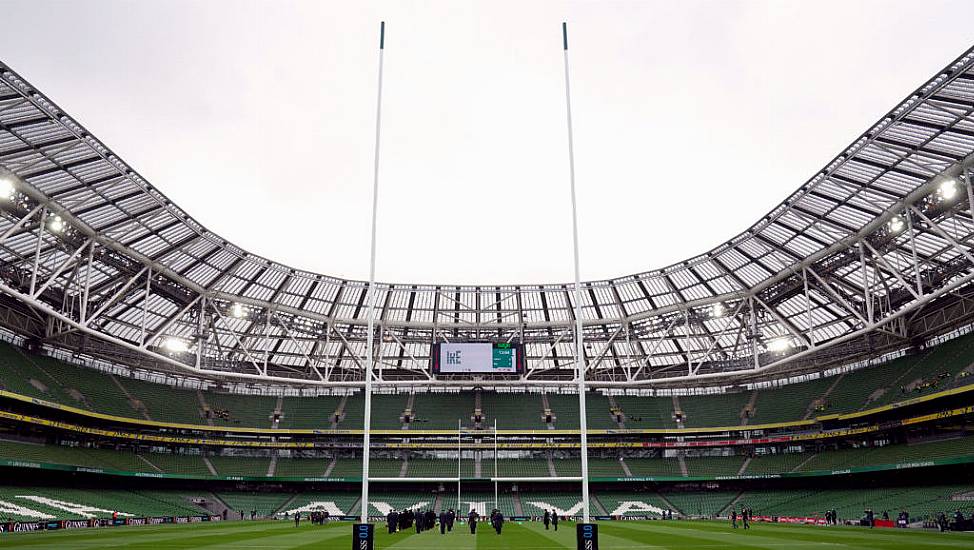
(1, 519, 973, 549)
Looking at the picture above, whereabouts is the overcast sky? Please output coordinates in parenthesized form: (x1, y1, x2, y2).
(1, 0, 973, 285)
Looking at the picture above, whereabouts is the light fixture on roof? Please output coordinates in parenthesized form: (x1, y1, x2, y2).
(888, 215, 905, 233)
(938, 178, 958, 201)
(162, 337, 189, 353)
(0, 176, 14, 201)
(767, 338, 792, 353)
(711, 303, 726, 318)
(47, 215, 65, 234)
(230, 302, 246, 318)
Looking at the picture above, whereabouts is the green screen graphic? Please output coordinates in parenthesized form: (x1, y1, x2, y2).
(492, 346, 515, 370)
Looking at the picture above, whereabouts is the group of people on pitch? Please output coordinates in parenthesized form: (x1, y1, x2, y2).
(730, 507, 753, 529)
(464, 508, 506, 535)
(384, 507, 509, 535)
(542, 510, 560, 531)
(385, 508, 453, 534)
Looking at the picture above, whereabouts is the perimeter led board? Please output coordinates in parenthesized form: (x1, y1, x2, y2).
(431, 343, 524, 375)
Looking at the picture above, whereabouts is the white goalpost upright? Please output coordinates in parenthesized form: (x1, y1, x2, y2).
(359, 20, 386, 527)
(561, 21, 592, 525)
(457, 418, 462, 513)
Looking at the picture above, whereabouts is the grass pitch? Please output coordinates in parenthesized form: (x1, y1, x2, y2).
(1, 519, 972, 549)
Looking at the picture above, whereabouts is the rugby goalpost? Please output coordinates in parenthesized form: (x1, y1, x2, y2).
(357, 21, 595, 546)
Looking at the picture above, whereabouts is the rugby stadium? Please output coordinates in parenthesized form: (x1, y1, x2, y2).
(0, 15, 973, 550)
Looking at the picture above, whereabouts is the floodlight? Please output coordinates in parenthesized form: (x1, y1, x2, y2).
(0, 176, 14, 201)
(939, 178, 958, 200)
(768, 338, 792, 352)
(162, 337, 189, 353)
(47, 215, 65, 234)
(888, 216, 905, 233)
(230, 302, 246, 318)
(711, 303, 726, 318)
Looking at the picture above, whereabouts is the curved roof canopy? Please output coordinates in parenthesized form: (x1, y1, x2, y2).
(1, 46, 974, 387)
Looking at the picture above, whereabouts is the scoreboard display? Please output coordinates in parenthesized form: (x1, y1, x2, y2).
(431, 343, 525, 375)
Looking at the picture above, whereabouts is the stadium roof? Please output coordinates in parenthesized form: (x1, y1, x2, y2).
(1, 45, 974, 387)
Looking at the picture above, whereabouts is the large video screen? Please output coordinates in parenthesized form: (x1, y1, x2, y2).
(431, 343, 524, 375)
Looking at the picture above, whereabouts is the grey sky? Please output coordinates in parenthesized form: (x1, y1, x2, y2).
(1, 0, 972, 285)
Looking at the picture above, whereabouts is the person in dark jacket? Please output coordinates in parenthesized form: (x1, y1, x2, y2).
(387, 510, 397, 534)
(447, 509, 455, 532)
(427, 510, 436, 532)
(493, 510, 505, 534)
(468, 509, 479, 534)
(731, 509, 738, 529)
(552, 511, 559, 531)
(543, 510, 551, 530)
(439, 510, 448, 534)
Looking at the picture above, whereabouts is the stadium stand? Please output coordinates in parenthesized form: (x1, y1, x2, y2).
(0, 344, 82, 406)
(538, 394, 570, 428)
(480, 391, 545, 429)
(679, 393, 752, 427)
(368, 458, 405, 477)
(207, 455, 271, 477)
(327, 458, 364, 478)
(625, 456, 684, 477)
(743, 452, 809, 475)
(585, 458, 627, 477)
(29, 356, 138, 418)
(0, 332, 971, 434)
(204, 392, 277, 428)
(684, 456, 746, 477)
(613, 396, 675, 428)
(410, 392, 475, 429)
(663, 491, 739, 517)
(0, 487, 207, 520)
(750, 377, 835, 423)
(519, 493, 591, 516)
(217, 492, 293, 517)
(796, 437, 974, 472)
(116, 377, 204, 424)
(595, 492, 673, 516)
(142, 452, 212, 476)
(279, 491, 361, 516)
(273, 456, 330, 478)
(277, 395, 343, 429)
(369, 394, 411, 429)
(456, 491, 517, 516)
(366, 491, 437, 514)
(737, 485, 974, 519)
(338, 394, 365, 428)
(496, 458, 551, 477)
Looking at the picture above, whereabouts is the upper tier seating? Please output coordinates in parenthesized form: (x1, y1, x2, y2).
(203, 392, 277, 428)
(409, 392, 475, 429)
(115, 377, 204, 424)
(0, 329, 971, 431)
(480, 392, 545, 429)
(679, 393, 752, 427)
(750, 376, 833, 423)
(277, 395, 343, 429)
(613, 396, 675, 428)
